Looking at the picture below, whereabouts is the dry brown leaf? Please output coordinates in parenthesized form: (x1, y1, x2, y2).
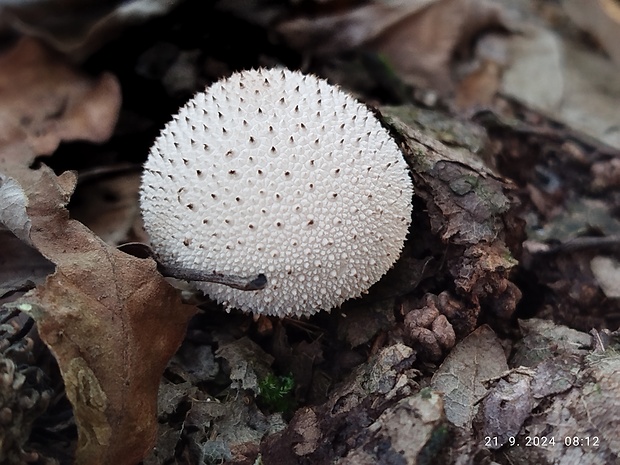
(591, 157, 620, 191)
(454, 59, 502, 109)
(0, 126, 192, 465)
(500, 25, 564, 110)
(0, 171, 31, 243)
(216, 337, 274, 393)
(185, 394, 286, 463)
(454, 32, 510, 109)
(564, 0, 620, 68)
(496, 320, 619, 464)
(0, 37, 121, 155)
(70, 169, 143, 245)
(0, 0, 183, 60)
(0, 38, 195, 463)
(477, 370, 534, 449)
(431, 325, 508, 428)
(275, 0, 506, 94)
(3, 162, 196, 465)
(260, 343, 418, 463)
(533, 198, 620, 243)
(500, 21, 620, 149)
(276, 0, 437, 55)
(339, 390, 445, 464)
(369, 0, 506, 93)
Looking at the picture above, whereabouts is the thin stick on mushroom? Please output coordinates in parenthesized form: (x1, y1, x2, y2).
(117, 242, 267, 290)
(157, 263, 267, 291)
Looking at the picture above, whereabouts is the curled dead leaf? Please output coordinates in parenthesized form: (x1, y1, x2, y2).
(0, 0, 184, 59)
(0, 173, 31, 244)
(275, 1, 437, 56)
(0, 37, 121, 156)
(367, 0, 507, 93)
(564, 0, 620, 68)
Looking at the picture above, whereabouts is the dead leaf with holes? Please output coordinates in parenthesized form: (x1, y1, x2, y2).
(2, 162, 196, 465)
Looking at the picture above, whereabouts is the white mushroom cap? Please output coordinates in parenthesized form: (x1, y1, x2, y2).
(140, 68, 413, 317)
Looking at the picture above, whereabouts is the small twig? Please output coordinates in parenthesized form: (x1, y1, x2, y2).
(157, 263, 267, 291)
(118, 242, 268, 291)
(536, 236, 620, 255)
(7, 316, 35, 344)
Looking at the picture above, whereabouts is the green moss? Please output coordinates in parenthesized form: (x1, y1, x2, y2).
(257, 373, 295, 413)
(417, 423, 449, 465)
(419, 387, 434, 399)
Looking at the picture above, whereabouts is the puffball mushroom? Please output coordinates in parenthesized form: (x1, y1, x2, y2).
(140, 68, 413, 317)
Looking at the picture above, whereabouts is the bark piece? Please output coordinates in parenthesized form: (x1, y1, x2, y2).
(383, 105, 522, 321)
(258, 343, 418, 465)
(483, 319, 620, 465)
(338, 390, 446, 465)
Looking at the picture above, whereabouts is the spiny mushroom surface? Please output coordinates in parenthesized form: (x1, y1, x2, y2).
(140, 68, 413, 317)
